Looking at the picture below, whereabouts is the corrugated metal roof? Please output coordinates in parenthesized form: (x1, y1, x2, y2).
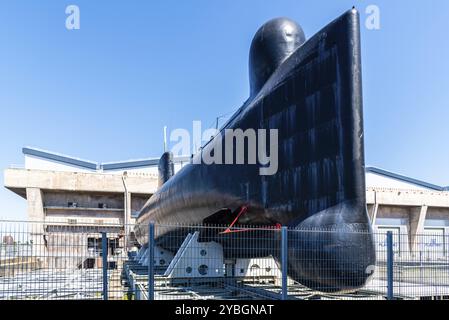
(366, 166, 446, 191)
(23, 147, 99, 170)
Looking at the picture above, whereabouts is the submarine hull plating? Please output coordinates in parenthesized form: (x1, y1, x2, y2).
(136, 10, 376, 292)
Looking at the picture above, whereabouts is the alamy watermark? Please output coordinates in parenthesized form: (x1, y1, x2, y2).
(169, 121, 279, 176)
(64, 5, 380, 32)
(365, 4, 380, 30)
(65, 5, 80, 30)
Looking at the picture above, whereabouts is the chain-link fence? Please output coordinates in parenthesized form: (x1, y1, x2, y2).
(0, 220, 448, 300)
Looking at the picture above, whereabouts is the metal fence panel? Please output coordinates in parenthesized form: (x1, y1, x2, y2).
(0, 220, 448, 300)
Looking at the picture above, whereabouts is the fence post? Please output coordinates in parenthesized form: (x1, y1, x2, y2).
(386, 231, 394, 300)
(281, 226, 288, 300)
(148, 222, 155, 300)
(101, 232, 108, 300)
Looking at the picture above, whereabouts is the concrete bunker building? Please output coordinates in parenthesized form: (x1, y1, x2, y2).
(3, 147, 189, 268)
(3, 147, 449, 266)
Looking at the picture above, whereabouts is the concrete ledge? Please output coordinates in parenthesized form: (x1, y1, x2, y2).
(4, 168, 157, 195)
(366, 187, 449, 207)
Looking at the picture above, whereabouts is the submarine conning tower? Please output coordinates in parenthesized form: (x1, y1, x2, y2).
(249, 17, 306, 97)
(136, 10, 376, 293)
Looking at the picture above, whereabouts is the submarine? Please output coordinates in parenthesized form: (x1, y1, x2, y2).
(135, 9, 376, 293)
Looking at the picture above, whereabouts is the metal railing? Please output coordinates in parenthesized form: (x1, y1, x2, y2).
(0, 220, 448, 300)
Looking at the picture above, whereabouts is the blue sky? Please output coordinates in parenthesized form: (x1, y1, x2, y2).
(0, 0, 448, 219)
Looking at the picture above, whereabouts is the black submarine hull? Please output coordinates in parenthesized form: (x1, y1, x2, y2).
(136, 9, 376, 293)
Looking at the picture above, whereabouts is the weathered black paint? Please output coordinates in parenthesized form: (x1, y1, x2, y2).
(158, 151, 175, 188)
(136, 9, 376, 292)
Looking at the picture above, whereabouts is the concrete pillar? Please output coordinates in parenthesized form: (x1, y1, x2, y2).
(26, 188, 46, 264)
(409, 205, 428, 255)
(26, 188, 44, 221)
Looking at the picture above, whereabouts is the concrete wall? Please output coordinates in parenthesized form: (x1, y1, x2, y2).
(4, 168, 154, 241)
(4, 168, 158, 194)
(44, 191, 124, 209)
